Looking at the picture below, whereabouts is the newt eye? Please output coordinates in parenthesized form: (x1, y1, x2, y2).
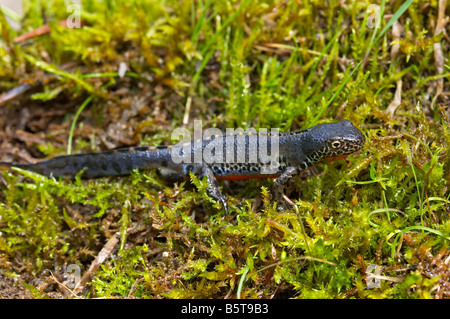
(331, 140, 341, 149)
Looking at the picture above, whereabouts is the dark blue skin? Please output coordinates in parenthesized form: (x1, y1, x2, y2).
(0, 120, 365, 213)
(282, 119, 365, 169)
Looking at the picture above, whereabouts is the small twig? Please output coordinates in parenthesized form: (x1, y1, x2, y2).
(386, 21, 403, 116)
(431, 0, 448, 109)
(49, 270, 80, 298)
(366, 272, 403, 283)
(282, 194, 311, 255)
(73, 232, 121, 295)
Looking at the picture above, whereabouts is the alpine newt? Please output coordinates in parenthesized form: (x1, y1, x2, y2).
(0, 120, 365, 214)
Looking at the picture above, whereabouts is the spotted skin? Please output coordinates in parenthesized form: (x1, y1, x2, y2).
(0, 120, 365, 214)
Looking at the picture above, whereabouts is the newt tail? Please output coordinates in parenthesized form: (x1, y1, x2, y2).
(0, 120, 365, 214)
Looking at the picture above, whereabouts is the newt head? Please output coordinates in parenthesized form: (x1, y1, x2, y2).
(306, 120, 365, 162)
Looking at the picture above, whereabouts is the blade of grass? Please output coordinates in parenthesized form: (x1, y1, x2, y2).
(362, 0, 385, 67)
(23, 53, 107, 98)
(236, 265, 250, 299)
(191, 49, 215, 89)
(373, 0, 414, 46)
(302, 30, 343, 102)
(368, 208, 405, 228)
(67, 79, 115, 154)
(200, 0, 251, 57)
(191, 0, 213, 45)
(364, 0, 414, 63)
(402, 132, 433, 157)
(67, 95, 93, 155)
(310, 60, 362, 127)
(407, 153, 423, 224)
(346, 178, 389, 185)
(80, 71, 144, 80)
(390, 225, 450, 262)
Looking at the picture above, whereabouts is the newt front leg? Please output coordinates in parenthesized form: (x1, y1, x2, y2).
(200, 164, 229, 215)
(272, 166, 298, 210)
